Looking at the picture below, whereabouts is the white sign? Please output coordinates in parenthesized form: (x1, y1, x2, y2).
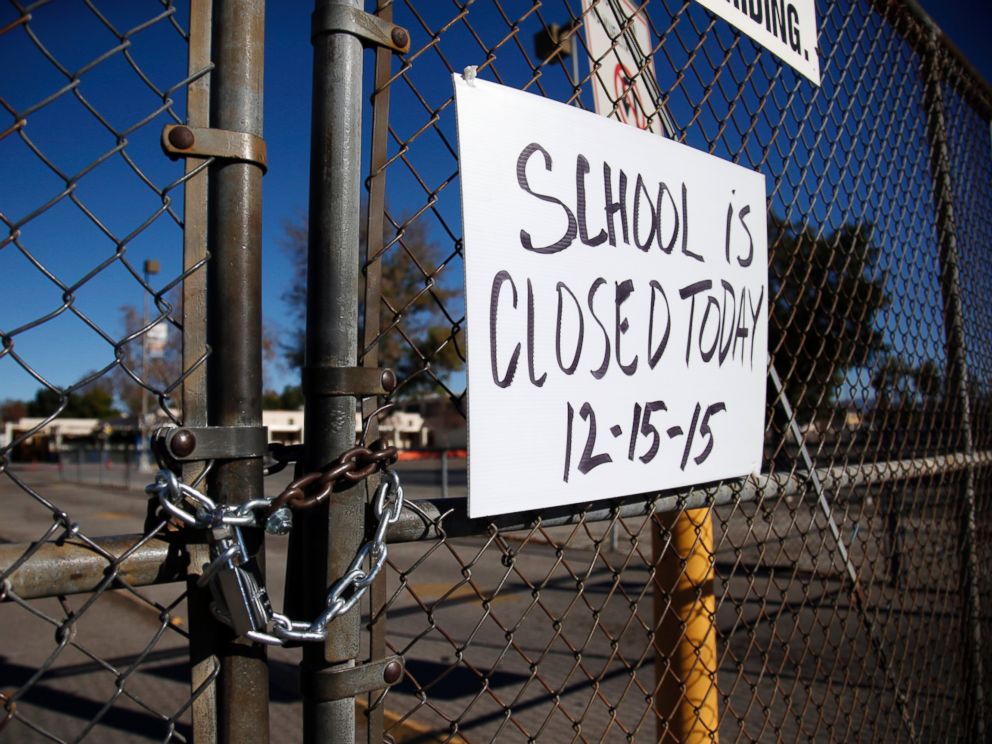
(145, 321, 169, 358)
(455, 76, 768, 518)
(582, 0, 664, 135)
(694, 0, 820, 85)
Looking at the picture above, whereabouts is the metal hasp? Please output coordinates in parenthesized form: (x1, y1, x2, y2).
(310, 4, 410, 53)
(302, 366, 396, 397)
(155, 425, 269, 462)
(162, 124, 269, 173)
(301, 656, 404, 702)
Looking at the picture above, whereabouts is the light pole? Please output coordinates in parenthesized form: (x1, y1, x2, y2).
(138, 258, 159, 472)
(533, 20, 581, 88)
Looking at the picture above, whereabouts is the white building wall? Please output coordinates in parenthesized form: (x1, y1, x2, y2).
(260, 409, 430, 449)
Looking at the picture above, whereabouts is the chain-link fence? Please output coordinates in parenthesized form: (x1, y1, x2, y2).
(360, 0, 992, 741)
(2, 0, 991, 742)
(0, 0, 209, 740)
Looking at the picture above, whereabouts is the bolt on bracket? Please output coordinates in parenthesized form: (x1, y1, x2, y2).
(161, 125, 268, 173)
(153, 425, 269, 463)
(310, 5, 410, 53)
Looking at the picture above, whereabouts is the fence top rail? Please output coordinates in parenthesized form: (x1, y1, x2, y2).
(6, 450, 985, 603)
(388, 449, 991, 542)
(890, 0, 992, 116)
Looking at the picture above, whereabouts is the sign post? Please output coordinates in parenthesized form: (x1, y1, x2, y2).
(455, 75, 767, 518)
(655, 508, 719, 742)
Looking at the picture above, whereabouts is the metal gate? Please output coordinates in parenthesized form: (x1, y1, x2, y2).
(2, 0, 991, 742)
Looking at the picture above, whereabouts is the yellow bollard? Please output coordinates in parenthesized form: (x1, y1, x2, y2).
(654, 507, 719, 743)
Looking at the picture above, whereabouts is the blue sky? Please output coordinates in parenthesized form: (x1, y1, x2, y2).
(0, 0, 990, 405)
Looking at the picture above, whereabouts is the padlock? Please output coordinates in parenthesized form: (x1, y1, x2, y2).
(213, 556, 272, 636)
(206, 525, 273, 637)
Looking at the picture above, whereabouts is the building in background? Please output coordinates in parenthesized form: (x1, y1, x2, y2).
(261, 408, 432, 450)
(2, 417, 100, 460)
(2, 401, 455, 461)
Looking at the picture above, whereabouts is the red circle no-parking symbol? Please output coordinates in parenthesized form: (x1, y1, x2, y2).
(612, 63, 648, 130)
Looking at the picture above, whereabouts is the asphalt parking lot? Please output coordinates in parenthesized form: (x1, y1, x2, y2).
(0, 463, 977, 742)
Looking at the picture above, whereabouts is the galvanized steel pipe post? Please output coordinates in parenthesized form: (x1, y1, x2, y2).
(297, 0, 365, 742)
(206, 0, 269, 741)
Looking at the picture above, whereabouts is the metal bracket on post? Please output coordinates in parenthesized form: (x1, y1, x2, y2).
(302, 366, 397, 397)
(310, 5, 410, 53)
(300, 656, 404, 702)
(153, 426, 269, 463)
(161, 125, 269, 173)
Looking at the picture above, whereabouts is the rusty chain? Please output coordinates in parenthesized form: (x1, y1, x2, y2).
(148, 437, 398, 528)
(267, 439, 398, 513)
(151, 435, 398, 526)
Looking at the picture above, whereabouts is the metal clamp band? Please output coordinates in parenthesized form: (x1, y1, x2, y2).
(310, 5, 410, 53)
(300, 656, 404, 702)
(161, 125, 268, 173)
(302, 366, 397, 397)
(156, 426, 269, 462)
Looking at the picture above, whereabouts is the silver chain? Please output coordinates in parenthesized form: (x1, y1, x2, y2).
(145, 467, 404, 646)
(148, 469, 271, 529)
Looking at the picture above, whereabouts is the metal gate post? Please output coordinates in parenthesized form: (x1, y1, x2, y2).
(205, 0, 269, 741)
(654, 507, 719, 743)
(182, 0, 218, 740)
(362, 2, 397, 740)
(921, 29, 987, 740)
(299, 0, 365, 742)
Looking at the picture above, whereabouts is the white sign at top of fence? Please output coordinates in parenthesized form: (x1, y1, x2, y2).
(694, 0, 821, 85)
(454, 75, 768, 518)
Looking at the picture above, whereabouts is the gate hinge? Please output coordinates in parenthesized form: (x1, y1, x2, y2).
(161, 125, 268, 173)
(303, 366, 397, 397)
(311, 5, 410, 54)
(152, 426, 269, 463)
(301, 656, 404, 702)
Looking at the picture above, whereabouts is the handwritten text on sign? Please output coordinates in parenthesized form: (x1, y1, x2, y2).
(455, 76, 767, 518)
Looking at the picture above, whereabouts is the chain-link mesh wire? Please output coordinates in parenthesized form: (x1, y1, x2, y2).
(360, 0, 992, 741)
(3, 1, 991, 742)
(0, 1, 205, 740)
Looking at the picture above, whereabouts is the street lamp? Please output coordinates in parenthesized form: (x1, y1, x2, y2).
(533, 21, 581, 87)
(138, 258, 160, 472)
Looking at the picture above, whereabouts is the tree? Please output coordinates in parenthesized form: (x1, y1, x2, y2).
(281, 205, 464, 395)
(872, 356, 940, 408)
(114, 300, 183, 416)
(0, 398, 28, 423)
(26, 382, 119, 420)
(263, 384, 304, 410)
(113, 290, 278, 415)
(768, 216, 889, 425)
